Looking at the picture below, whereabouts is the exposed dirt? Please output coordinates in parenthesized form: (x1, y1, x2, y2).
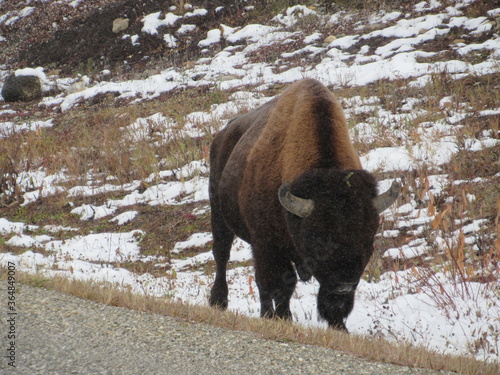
(0, 0, 260, 75)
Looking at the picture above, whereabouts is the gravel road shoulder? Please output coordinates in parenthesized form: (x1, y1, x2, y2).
(1, 282, 456, 375)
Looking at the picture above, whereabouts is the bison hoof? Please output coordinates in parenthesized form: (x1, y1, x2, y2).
(209, 295, 228, 310)
(329, 321, 348, 332)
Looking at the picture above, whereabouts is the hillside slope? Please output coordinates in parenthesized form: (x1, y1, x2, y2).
(1, 0, 499, 365)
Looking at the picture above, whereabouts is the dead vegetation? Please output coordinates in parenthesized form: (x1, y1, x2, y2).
(1, 269, 498, 375)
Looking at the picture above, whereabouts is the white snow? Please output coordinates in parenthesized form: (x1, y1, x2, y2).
(0, 218, 38, 235)
(0, 119, 53, 137)
(141, 12, 181, 35)
(328, 35, 359, 50)
(110, 211, 138, 225)
(184, 9, 208, 18)
(363, 14, 447, 39)
(6, 234, 43, 248)
(273, 5, 317, 27)
(71, 204, 117, 221)
(226, 24, 279, 43)
(172, 232, 213, 253)
(163, 34, 177, 48)
(15, 67, 46, 80)
(177, 24, 196, 35)
(0, 6, 34, 26)
(303, 32, 322, 44)
(198, 29, 221, 47)
(44, 230, 145, 263)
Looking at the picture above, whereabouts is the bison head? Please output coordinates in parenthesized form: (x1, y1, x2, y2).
(278, 169, 400, 329)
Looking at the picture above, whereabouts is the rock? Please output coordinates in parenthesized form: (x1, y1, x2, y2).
(1, 74, 42, 102)
(182, 61, 196, 69)
(112, 18, 129, 33)
(67, 81, 86, 94)
(323, 35, 338, 46)
(363, 23, 385, 33)
(321, 35, 338, 47)
(324, 21, 334, 29)
(324, 35, 337, 44)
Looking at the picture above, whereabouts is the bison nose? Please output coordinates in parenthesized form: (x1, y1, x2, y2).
(333, 281, 359, 294)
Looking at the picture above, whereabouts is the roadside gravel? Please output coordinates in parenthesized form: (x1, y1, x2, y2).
(1, 283, 456, 375)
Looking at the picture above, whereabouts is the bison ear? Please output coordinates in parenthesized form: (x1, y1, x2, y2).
(278, 182, 315, 218)
(373, 180, 401, 213)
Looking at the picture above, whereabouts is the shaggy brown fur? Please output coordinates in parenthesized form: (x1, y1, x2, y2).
(246, 78, 361, 185)
(209, 79, 396, 330)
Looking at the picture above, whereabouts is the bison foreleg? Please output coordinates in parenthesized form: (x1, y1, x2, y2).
(254, 257, 297, 321)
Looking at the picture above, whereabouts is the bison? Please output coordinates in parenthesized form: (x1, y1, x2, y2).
(208, 78, 400, 330)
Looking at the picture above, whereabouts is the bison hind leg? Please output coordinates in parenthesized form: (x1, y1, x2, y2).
(209, 210, 234, 310)
(209, 236, 232, 309)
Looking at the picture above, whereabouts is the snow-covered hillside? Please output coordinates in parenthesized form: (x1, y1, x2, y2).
(1, 0, 499, 363)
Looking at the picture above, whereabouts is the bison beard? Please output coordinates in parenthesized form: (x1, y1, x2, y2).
(208, 79, 400, 331)
(317, 286, 355, 331)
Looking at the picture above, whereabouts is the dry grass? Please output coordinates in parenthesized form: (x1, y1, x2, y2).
(0, 86, 227, 199)
(1, 0, 499, 368)
(2, 268, 498, 375)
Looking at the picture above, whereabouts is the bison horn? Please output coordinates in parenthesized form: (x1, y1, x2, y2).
(278, 182, 315, 218)
(373, 180, 401, 213)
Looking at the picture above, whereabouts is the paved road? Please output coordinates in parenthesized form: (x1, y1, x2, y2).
(1, 283, 455, 375)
